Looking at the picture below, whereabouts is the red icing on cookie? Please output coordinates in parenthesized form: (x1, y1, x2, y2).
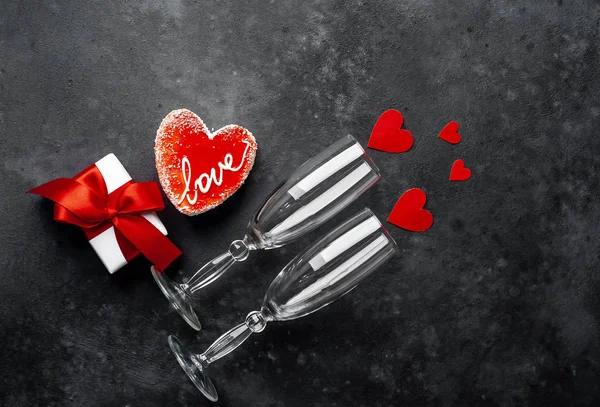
(155, 109, 258, 215)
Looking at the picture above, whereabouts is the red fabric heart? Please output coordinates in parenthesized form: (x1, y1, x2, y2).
(449, 159, 471, 181)
(387, 188, 433, 232)
(368, 109, 414, 153)
(155, 109, 258, 215)
(439, 121, 461, 144)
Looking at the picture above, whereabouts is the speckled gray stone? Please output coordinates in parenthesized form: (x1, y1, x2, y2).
(1, 0, 599, 406)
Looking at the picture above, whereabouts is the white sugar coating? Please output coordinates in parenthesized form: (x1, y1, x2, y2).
(154, 109, 258, 216)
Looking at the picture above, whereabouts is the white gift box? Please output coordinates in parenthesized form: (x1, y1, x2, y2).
(87, 154, 168, 273)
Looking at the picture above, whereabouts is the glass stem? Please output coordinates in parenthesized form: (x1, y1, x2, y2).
(195, 310, 269, 367)
(182, 237, 253, 295)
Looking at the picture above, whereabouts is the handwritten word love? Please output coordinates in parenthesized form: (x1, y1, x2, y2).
(178, 140, 252, 205)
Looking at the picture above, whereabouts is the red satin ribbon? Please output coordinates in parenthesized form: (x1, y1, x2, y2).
(29, 163, 181, 271)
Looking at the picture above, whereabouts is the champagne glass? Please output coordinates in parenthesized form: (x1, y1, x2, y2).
(168, 208, 397, 401)
(152, 135, 380, 330)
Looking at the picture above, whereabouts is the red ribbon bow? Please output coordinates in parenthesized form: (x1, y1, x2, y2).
(29, 164, 181, 271)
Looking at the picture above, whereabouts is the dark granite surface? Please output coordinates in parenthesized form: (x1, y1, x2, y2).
(1, 0, 600, 406)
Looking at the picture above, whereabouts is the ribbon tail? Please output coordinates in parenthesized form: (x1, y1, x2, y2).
(113, 214, 182, 272)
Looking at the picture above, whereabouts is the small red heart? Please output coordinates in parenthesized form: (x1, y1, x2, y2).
(155, 109, 258, 215)
(368, 109, 414, 153)
(449, 159, 471, 181)
(387, 188, 433, 232)
(439, 121, 461, 144)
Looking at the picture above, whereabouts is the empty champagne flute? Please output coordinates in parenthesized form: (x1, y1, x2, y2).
(168, 208, 397, 401)
(152, 135, 381, 330)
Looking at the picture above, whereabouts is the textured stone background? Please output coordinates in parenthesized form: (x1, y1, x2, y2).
(1, 0, 599, 406)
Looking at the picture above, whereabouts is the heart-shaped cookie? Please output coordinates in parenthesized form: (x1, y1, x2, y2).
(387, 188, 433, 232)
(155, 109, 258, 215)
(368, 109, 414, 153)
(449, 159, 471, 181)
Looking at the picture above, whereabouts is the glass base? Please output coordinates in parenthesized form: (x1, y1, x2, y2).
(151, 266, 202, 331)
(168, 335, 218, 402)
